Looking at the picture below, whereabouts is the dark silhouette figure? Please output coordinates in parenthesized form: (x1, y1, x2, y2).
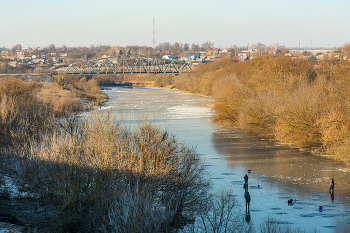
(245, 190, 251, 212)
(330, 191, 334, 204)
(288, 199, 293, 206)
(245, 213, 251, 224)
(244, 174, 249, 189)
(329, 178, 334, 193)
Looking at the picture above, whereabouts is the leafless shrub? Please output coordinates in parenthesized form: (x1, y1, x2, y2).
(102, 182, 172, 233)
(259, 216, 284, 233)
(0, 79, 55, 150)
(182, 189, 253, 233)
(259, 216, 319, 233)
(16, 110, 210, 232)
(0, 176, 10, 200)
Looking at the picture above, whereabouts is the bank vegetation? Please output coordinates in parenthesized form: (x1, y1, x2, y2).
(0, 77, 212, 232)
(176, 44, 350, 164)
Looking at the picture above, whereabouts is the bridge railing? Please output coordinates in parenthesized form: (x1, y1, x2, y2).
(64, 54, 194, 75)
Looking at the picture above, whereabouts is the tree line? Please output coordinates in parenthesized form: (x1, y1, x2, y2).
(1, 41, 289, 65)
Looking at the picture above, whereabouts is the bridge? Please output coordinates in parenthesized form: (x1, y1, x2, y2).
(64, 54, 194, 75)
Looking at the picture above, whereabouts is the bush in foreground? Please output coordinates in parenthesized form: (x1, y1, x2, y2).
(18, 111, 210, 232)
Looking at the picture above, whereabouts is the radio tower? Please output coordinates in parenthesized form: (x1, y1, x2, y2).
(152, 18, 156, 49)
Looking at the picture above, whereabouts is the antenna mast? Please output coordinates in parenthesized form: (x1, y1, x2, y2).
(152, 18, 156, 49)
(311, 39, 312, 50)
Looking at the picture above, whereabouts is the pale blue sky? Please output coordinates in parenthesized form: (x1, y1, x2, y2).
(1, 0, 349, 49)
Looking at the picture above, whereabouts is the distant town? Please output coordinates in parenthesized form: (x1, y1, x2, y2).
(0, 42, 339, 74)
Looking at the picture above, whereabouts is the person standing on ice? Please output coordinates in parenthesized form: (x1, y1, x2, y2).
(244, 174, 249, 189)
(329, 177, 335, 193)
(245, 191, 251, 212)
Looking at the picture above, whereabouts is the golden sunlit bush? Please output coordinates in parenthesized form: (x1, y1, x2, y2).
(51, 97, 82, 115)
(273, 82, 326, 147)
(315, 85, 350, 162)
(55, 75, 108, 106)
(176, 58, 237, 96)
(211, 74, 248, 123)
(37, 82, 83, 116)
(154, 74, 174, 87)
(0, 76, 109, 150)
(237, 90, 278, 138)
(0, 78, 54, 149)
(175, 72, 197, 93)
(0, 78, 42, 104)
(234, 56, 316, 92)
(330, 137, 350, 164)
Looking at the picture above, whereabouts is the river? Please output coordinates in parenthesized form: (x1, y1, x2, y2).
(99, 87, 350, 232)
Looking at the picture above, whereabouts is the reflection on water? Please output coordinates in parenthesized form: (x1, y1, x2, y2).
(100, 87, 350, 232)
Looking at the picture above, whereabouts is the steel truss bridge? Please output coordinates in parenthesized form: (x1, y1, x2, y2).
(64, 54, 194, 75)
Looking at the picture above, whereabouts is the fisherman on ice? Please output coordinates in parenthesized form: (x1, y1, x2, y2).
(244, 174, 249, 189)
(329, 177, 334, 193)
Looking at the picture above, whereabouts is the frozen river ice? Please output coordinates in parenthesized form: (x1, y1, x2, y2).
(100, 87, 350, 232)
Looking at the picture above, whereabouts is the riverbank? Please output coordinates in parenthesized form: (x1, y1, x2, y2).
(0, 76, 110, 232)
(0, 78, 215, 232)
(116, 75, 346, 166)
(97, 68, 350, 168)
(171, 53, 350, 166)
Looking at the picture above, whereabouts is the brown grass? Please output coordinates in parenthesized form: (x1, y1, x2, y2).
(0, 78, 55, 150)
(56, 75, 109, 106)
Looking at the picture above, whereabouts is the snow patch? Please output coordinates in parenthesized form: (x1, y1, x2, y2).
(167, 105, 211, 119)
(78, 106, 114, 116)
(2, 176, 27, 198)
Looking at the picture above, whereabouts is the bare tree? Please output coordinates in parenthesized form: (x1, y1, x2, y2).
(12, 44, 22, 53)
(171, 42, 182, 57)
(159, 42, 171, 51)
(228, 45, 238, 58)
(256, 42, 266, 56)
(107, 46, 121, 56)
(183, 190, 253, 233)
(171, 42, 180, 52)
(61, 44, 67, 52)
(191, 43, 200, 52)
(201, 41, 214, 51)
(184, 43, 190, 51)
(48, 44, 56, 52)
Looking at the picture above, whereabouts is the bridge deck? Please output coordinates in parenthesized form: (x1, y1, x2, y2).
(64, 54, 193, 75)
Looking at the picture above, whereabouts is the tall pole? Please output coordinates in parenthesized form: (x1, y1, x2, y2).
(152, 18, 156, 49)
(311, 39, 312, 50)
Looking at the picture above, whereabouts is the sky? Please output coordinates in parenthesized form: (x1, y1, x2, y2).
(1, 0, 349, 49)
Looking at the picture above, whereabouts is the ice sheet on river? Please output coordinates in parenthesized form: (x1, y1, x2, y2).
(167, 105, 212, 119)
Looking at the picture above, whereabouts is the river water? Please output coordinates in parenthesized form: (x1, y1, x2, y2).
(99, 87, 350, 232)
